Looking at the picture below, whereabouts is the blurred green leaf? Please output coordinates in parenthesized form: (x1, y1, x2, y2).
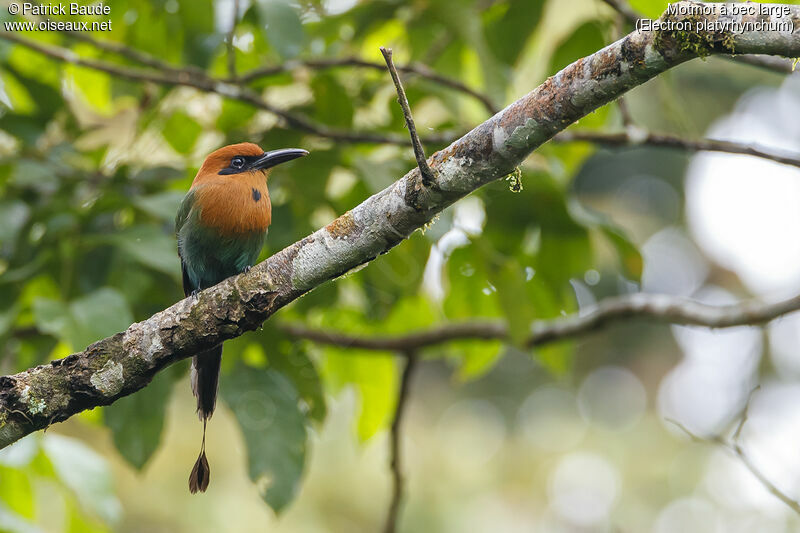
(0, 200, 30, 257)
(311, 74, 354, 127)
(485, 0, 546, 65)
(491, 259, 535, 346)
(104, 226, 182, 279)
(322, 349, 397, 441)
(162, 112, 203, 154)
(221, 365, 307, 513)
(42, 434, 121, 524)
(33, 288, 133, 350)
(133, 192, 185, 222)
(549, 21, 608, 75)
(265, 340, 327, 423)
(104, 367, 180, 470)
(451, 339, 504, 381)
(257, 0, 305, 59)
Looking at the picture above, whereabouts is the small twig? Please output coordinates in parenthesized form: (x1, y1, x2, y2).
(226, 0, 240, 80)
(667, 390, 800, 516)
(380, 47, 437, 187)
(610, 14, 635, 128)
(384, 351, 418, 533)
(616, 93, 635, 128)
(732, 385, 760, 442)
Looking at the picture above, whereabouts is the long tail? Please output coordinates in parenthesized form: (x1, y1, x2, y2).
(188, 344, 222, 494)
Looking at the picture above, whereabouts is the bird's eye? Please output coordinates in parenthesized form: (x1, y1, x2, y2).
(231, 157, 245, 169)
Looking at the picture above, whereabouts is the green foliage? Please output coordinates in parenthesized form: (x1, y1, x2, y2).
(103, 365, 182, 470)
(221, 365, 307, 513)
(0, 0, 647, 518)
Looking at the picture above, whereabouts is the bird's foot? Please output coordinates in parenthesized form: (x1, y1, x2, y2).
(191, 289, 200, 300)
(242, 265, 252, 274)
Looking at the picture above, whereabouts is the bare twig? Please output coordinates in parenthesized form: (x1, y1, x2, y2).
(226, 0, 240, 80)
(281, 291, 800, 353)
(384, 352, 418, 533)
(667, 387, 800, 516)
(381, 47, 437, 186)
(610, 14, 636, 128)
(236, 57, 498, 114)
(555, 130, 800, 170)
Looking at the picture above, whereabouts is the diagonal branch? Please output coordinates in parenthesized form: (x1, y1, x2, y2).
(381, 47, 437, 186)
(2, 2, 800, 450)
(280, 292, 800, 352)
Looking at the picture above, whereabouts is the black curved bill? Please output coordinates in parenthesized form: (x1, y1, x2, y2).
(252, 148, 309, 170)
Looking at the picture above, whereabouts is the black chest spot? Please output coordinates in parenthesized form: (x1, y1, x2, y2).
(251, 188, 262, 202)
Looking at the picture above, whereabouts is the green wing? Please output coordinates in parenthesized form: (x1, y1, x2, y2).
(176, 189, 197, 296)
(175, 188, 196, 237)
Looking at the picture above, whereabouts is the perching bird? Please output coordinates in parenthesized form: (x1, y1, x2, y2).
(175, 142, 308, 493)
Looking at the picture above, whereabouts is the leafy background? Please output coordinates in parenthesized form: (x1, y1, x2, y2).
(2, 0, 800, 531)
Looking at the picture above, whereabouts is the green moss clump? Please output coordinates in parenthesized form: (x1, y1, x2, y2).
(654, 10, 735, 60)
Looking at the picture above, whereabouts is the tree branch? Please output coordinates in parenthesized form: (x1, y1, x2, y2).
(381, 47, 437, 186)
(667, 387, 800, 515)
(554, 130, 800, 170)
(235, 57, 498, 114)
(3, 3, 800, 449)
(280, 292, 800, 352)
(0, 33, 454, 146)
(384, 352, 417, 533)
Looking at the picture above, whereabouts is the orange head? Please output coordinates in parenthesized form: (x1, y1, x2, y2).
(193, 142, 308, 185)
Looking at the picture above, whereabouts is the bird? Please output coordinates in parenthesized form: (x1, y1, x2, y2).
(175, 142, 308, 493)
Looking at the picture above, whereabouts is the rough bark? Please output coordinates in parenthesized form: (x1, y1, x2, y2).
(2, 3, 800, 449)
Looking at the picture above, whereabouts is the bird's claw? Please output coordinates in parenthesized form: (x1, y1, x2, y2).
(242, 265, 252, 274)
(191, 289, 200, 300)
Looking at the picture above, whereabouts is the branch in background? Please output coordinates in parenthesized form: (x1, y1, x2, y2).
(555, 130, 800, 170)
(381, 47, 437, 186)
(0, 33, 454, 146)
(667, 387, 800, 515)
(61, 30, 201, 76)
(599, 0, 642, 25)
(226, 0, 240, 80)
(3, 3, 800, 449)
(236, 57, 498, 114)
(58, 32, 498, 114)
(280, 291, 800, 352)
(384, 352, 417, 533)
